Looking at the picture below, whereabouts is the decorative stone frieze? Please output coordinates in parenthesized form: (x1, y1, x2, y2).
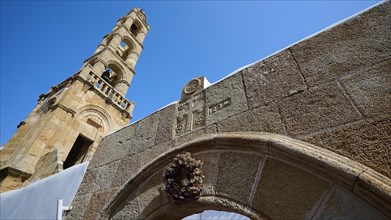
(164, 152, 204, 203)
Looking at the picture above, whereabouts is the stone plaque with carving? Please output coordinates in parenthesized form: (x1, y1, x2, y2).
(208, 98, 231, 115)
(176, 92, 206, 136)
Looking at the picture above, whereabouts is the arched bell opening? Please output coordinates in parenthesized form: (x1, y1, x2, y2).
(101, 63, 123, 91)
(130, 21, 141, 37)
(115, 37, 135, 62)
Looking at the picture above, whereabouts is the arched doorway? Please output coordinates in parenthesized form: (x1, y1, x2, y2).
(98, 133, 390, 220)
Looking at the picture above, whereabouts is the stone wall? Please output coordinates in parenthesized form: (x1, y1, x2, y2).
(67, 1, 390, 219)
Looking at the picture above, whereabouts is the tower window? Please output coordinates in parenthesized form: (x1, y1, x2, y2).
(130, 23, 139, 36)
(63, 134, 93, 169)
(116, 40, 132, 61)
(101, 64, 122, 89)
(102, 67, 117, 87)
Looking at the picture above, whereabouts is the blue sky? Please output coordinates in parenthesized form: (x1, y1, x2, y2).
(0, 0, 381, 144)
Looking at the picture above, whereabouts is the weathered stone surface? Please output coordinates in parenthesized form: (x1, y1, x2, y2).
(138, 141, 172, 168)
(216, 152, 262, 204)
(111, 154, 140, 188)
(25, 149, 61, 185)
(342, 60, 391, 118)
(133, 112, 160, 148)
(77, 167, 97, 196)
(194, 152, 219, 195)
(290, 2, 391, 86)
(253, 158, 330, 220)
(78, 161, 120, 195)
(65, 194, 91, 220)
(84, 187, 118, 220)
(90, 112, 160, 170)
(280, 82, 361, 136)
(111, 190, 139, 220)
(206, 74, 248, 125)
(126, 111, 160, 154)
(300, 118, 391, 177)
(316, 186, 388, 220)
(217, 104, 286, 134)
(139, 169, 165, 218)
(88, 125, 136, 169)
(154, 104, 176, 145)
(175, 124, 217, 146)
(354, 169, 391, 216)
(242, 49, 307, 109)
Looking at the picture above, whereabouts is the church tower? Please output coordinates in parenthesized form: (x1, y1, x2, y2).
(0, 8, 150, 192)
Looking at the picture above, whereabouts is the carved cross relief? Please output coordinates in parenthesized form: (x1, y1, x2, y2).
(175, 91, 206, 136)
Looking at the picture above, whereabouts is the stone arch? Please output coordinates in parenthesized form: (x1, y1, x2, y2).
(121, 36, 136, 51)
(129, 19, 142, 37)
(99, 133, 390, 220)
(76, 104, 114, 133)
(105, 60, 125, 78)
(104, 34, 115, 47)
(117, 36, 137, 62)
(100, 59, 129, 89)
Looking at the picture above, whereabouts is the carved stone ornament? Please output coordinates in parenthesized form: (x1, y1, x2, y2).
(164, 152, 205, 203)
(183, 78, 201, 95)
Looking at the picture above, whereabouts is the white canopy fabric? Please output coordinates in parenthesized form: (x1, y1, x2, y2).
(183, 210, 250, 220)
(0, 162, 88, 220)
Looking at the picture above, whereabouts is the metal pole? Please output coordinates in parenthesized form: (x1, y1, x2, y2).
(56, 199, 63, 220)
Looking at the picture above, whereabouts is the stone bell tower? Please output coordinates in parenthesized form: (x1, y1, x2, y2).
(0, 8, 150, 192)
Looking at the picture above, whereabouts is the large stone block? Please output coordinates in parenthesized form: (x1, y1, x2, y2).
(216, 152, 262, 204)
(78, 161, 120, 195)
(280, 82, 361, 136)
(138, 141, 172, 168)
(111, 154, 140, 188)
(111, 191, 139, 220)
(315, 186, 388, 220)
(26, 149, 60, 184)
(154, 104, 176, 145)
(89, 112, 160, 169)
(193, 152, 219, 195)
(341, 60, 391, 118)
(217, 104, 286, 134)
(252, 158, 330, 219)
(205, 74, 248, 125)
(139, 169, 166, 218)
(242, 50, 307, 109)
(77, 167, 97, 196)
(84, 187, 118, 220)
(290, 1, 391, 86)
(88, 125, 136, 169)
(65, 194, 91, 220)
(131, 111, 160, 151)
(300, 118, 391, 177)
